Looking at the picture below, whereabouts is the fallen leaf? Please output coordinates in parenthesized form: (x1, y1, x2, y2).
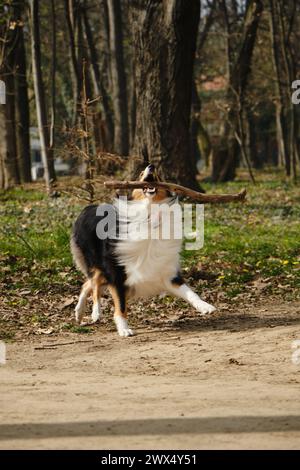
(35, 327, 54, 335)
(58, 297, 75, 310)
(18, 289, 31, 296)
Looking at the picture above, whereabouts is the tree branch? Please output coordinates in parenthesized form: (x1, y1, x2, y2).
(104, 180, 247, 204)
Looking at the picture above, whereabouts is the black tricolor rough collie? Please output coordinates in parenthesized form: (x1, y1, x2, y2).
(71, 164, 216, 337)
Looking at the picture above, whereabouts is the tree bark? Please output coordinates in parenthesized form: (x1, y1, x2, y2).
(30, 0, 56, 189)
(49, 0, 56, 152)
(0, 105, 7, 189)
(269, 0, 297, 180)
(246, 108, 261, 169)
(107, 0, 129, 155)
(64, 0, 81, 125)
(0, 5, 20, 188)
(3, 56, 20, 188)
(130, 0, 200, 189)
(128, 57, 136, 149)
(14, 1, 31, 183)
(190, 81, 202, 167)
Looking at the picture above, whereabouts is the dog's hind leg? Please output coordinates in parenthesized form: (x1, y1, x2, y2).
(167, 280, 216, 316)
(91, 269, 106, 323)
(108, 285, 133, 337)
(75, 279, 92, 323)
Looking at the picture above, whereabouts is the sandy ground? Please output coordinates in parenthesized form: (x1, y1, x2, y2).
(0, 300, 300, 450)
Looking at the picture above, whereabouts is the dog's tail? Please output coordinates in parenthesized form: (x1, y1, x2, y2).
(70, 235, 89, 277)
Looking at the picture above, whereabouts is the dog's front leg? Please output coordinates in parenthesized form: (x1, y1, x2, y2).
(167, 281, 216, 315)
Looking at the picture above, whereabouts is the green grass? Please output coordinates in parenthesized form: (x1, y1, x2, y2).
(0, 179, 299, 300)
(62, 324, 93, 334)
(182, 179, 300, 297)
(0, 187, 82, 291)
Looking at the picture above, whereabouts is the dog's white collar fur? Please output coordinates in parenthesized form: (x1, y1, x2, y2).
(113, 197, 182, 297)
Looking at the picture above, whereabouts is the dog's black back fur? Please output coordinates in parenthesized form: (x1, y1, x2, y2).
(72, 205, 127, 299)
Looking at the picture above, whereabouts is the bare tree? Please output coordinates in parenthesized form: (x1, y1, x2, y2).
(30, 0, 56, 189)
(269, 0, 298, 180)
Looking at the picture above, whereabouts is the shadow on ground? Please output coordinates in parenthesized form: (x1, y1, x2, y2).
(1, 415, 300, 440)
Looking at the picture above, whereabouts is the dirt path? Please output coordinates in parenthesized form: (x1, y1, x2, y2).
(1, 300, 300, 450)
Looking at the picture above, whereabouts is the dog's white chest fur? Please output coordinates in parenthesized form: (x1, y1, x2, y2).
(114, 198, 182, 299)
(116, 237, 181, 298)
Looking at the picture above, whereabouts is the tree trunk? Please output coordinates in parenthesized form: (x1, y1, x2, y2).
(129, 57, 136, 148)
(269, 0, 297, 180)
(4, 61, 20, 189)
(0, 105, 7, 189)
(30, 0, 56, 189)
(130, 0, 200, 189)
(64, 0, 81, 125)
(107, 0, 129, 155)
(190, 81, 202, 167)
(14, 1, 31, 183)
(246, 108, 261, 169)
(0, 7, 20, 189)
(275, 101, 285, 168)
(49, 0, 56, 152)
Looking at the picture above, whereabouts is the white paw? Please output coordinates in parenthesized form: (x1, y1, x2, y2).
(91, 303, 101, 323)
(75, 304, 85, 323)
(114, 316, 134, 337)
(118, 328, 134, 337)
(195, 300, 216, 316)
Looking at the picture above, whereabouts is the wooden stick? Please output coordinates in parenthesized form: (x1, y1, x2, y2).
(104, 180, 247, 204)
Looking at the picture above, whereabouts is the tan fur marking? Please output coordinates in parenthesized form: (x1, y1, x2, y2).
(108, 285, 127, 318)
(131, 168, 168, 202)
(152, 188, 169, 202)
(131, 188, 145, 200)
(91, 269, 107, 303)
(81, 279, 92, 296)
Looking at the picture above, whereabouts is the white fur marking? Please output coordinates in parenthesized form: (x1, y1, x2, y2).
(75, 291, 87, 323)
(114, 198, 182, 299)
(168, 283, 216, 315)
(75, 281, 91, 323)
(92, 302, 101, 323)
(114, 315, 134, 337)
